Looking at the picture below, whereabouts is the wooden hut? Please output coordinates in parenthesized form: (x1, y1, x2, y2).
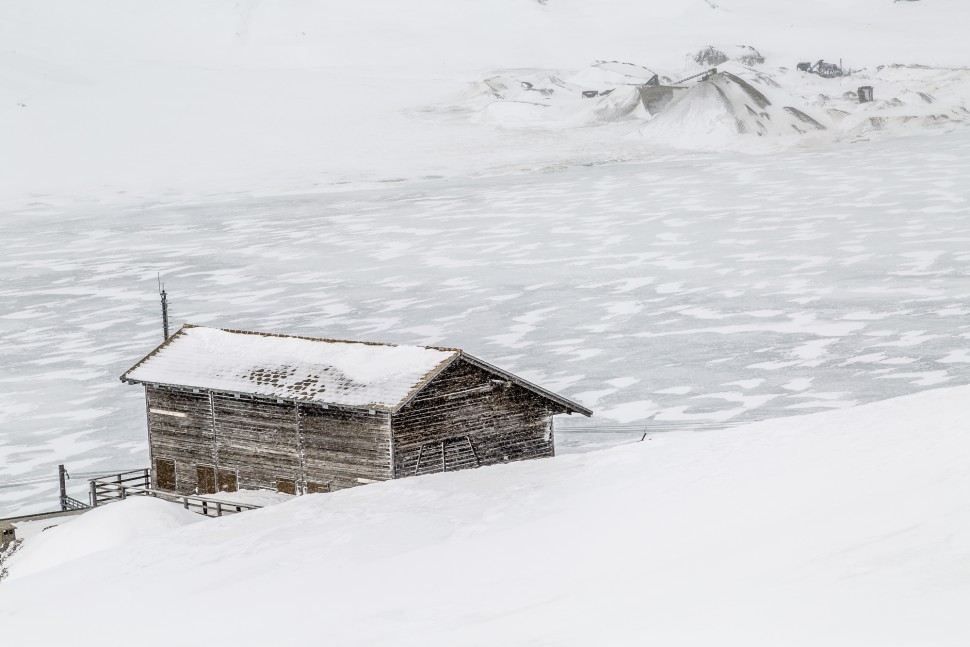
(120, 325, 592, 496)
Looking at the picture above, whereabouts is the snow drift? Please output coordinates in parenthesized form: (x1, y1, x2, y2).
(2, 386, 969, 645)
(2, 497, 201, 582)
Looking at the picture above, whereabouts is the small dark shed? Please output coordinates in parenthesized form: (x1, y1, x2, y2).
(120, 325, 592, 496)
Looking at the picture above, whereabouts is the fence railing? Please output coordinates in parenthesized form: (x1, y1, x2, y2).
(88, 469, 151, 507)
(60, 495, 88, 511)
(89, 472, 261, 517)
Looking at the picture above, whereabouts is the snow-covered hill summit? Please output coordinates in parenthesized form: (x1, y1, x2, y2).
(1, 385, 969, 645)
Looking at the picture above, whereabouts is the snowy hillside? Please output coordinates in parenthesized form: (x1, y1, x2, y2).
(3, 0, 970, 209)
(2, 387, 969, 645)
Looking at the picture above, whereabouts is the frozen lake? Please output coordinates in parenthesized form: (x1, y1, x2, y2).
(3, 128, 970, 513)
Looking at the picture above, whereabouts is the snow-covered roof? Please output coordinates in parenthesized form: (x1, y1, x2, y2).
(121, 325, 459, 411)
(121, 325, 592, 416)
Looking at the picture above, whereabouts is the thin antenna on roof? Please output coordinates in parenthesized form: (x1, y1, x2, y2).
(158, 273, 170, 341)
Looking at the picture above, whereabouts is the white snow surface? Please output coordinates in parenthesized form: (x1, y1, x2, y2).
(1, 386, 969, 645)
(198, 488, 293, 507)
(125, 325, 457, 409)
(3, 497, 202, 582)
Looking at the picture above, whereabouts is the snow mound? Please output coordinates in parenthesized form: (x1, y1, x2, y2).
(643, 70, 828, 145)
(475, 67, 645, 129)
(693, 44, 764, 67)
(3, 497, 202, 582)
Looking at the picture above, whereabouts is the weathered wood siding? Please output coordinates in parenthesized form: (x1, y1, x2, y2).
(391, 360, 561, 477)
(146, 386, 390, 495)
(212, 395, 301, 492)
(300, 406, 392, 491)
(145, 360, 565, 495)
(145, 386, 215, 494)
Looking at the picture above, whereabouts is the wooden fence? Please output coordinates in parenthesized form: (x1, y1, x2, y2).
(89, 470, 261, 517)
(88, 468, 150, 505)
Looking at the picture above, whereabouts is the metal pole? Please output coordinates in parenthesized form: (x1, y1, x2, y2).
(58, 464, 68, 511)
(160, 286, 170, 340)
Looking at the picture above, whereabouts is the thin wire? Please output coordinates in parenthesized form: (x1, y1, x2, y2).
(0, 467, 146, 489)
(558, 421, 754, 433)
(0, 479, 54, 489)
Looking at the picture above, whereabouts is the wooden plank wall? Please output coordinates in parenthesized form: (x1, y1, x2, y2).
(391, 360, 560, 477)
(146, 387, 216, 494)
(145, 386, 391, 495)
(212, 395, 301, 492)
(300, 407, 392, 491)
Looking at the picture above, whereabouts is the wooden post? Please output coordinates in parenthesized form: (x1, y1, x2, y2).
(216, 502, 222, 517)
(120, 485, 127, 500)
(58, 464, 68, 511)
(89, 480, 98, 507)
(143, 468, 150, 488)
(295, 403, 306, 495)
(183, 497, 189, 510)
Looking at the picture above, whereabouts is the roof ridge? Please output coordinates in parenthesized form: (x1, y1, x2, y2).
(192, 324, 463, 353)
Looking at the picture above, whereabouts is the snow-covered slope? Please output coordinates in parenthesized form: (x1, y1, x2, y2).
(1, 496, 201, 582)
(2, 386, 969, 645)
(3, 0, 970, 209)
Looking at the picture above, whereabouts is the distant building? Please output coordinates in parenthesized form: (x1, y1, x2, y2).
(120, 325, 591, 495)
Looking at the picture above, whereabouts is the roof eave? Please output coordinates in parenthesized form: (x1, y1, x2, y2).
(457, 352, 593, 417)
(121, 379, 396, 415)
(390, 352, 463, 414)
(119, 324, 195, 383)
